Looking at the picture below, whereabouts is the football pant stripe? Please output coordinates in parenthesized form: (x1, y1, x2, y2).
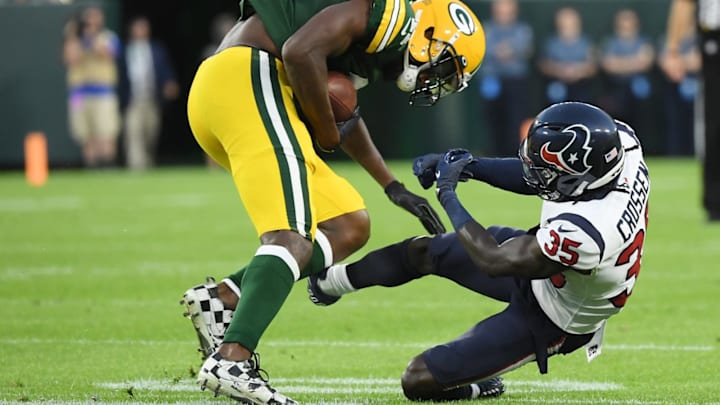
(267, 56, 313, 237)
(250, 49, 312, 238)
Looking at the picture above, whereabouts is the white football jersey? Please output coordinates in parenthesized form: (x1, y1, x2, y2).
(531, 122, 649, 335)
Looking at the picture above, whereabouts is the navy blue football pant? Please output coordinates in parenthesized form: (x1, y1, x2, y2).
(421, 226, 594, 389)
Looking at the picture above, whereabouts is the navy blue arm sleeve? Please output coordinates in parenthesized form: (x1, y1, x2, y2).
(464, 157, 536, 195)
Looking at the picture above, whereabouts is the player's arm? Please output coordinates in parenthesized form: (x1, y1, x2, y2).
(340, 118, 394, 187)
(434, 149, 567, 278)
(281, 0, 370, 151)
(456, 224, 565, 279)
(414, 154, 536, 195)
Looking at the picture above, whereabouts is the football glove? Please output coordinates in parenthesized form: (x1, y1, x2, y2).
(385, 180, 446, 234)
(435, 149, 474, 196)
(414, 152, 475, 190)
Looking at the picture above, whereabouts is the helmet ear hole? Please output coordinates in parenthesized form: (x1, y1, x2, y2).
(424, 27, 434, 40)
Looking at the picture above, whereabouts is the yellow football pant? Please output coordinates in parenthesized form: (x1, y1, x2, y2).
(187, 47, 365, 239)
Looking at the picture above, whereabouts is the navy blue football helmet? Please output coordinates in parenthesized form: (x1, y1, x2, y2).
(518, 102, 625, 201)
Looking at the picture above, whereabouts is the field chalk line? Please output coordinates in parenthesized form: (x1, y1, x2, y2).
(0, 338, 713, 352)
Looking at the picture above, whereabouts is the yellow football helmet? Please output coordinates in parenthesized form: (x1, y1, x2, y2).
(397, 0, 486, 106)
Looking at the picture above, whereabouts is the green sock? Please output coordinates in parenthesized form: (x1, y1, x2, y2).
(223, 252, 295, 351)
(226, 238, 330, 290)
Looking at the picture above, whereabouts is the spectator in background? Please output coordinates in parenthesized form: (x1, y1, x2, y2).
(599, 9, 655, 130)
(659, 29, 700, 156)
(538, 7, 597, 104)
(119, 16, 179, 170)
(62, 5, 120, 168)
(200, 12, 237, 61)
(478, 0, 533, 157)
(664, 0, 720, 221)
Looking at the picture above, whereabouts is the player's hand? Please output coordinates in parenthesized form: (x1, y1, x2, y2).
(336, 106, 361, 143)
(413, 153, 444, 189)
(414, 152, 475, 190)
(385, 181, 446, 234)
(435, 149, 474, 196)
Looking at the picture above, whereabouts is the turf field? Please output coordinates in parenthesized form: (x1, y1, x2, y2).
(1, 159, 719, 404)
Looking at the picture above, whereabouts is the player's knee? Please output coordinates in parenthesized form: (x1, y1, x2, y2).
(319, 210, 370, 261)
(260, 229, 314, 268)
(406, 236, 434, 275)
(342, 210, 370, 250)
(401, 355, 442, 401)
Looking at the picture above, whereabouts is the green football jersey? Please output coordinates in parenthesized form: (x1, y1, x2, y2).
(247, 0, 414, 85)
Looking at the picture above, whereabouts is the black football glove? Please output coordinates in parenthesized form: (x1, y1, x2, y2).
(385, 180, 446, 234)
(435, 149, 474, 196)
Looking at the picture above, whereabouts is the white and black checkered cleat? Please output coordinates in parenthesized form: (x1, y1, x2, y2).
(180, 277, 234, 360)
(472, 377, 504, 399)
(307, 272, 340, 306)
(198, 352, 297, 405)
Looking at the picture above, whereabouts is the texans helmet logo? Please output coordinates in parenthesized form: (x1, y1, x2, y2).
(539, 124, 593, 174)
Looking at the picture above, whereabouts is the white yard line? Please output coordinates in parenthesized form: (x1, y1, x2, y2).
(1, 338, 712, 352)
(96, 377, 623, 394)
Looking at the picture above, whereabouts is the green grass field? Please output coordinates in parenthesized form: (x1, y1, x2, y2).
(1, 159, 719, 404)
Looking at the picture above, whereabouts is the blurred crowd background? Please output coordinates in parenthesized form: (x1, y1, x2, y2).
(0, 0, 699, 169)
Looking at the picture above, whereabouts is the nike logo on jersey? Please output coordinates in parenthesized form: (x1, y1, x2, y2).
(558, 225, 577, 233)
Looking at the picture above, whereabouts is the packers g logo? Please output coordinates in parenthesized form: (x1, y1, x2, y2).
(448, 2, 476, 35)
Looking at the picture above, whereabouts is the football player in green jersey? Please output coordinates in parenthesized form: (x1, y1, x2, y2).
(182, 1, 486, 403)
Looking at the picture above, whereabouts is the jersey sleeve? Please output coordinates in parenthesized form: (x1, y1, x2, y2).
(535, 214, 603, 271)
(365, 0, 414, 53)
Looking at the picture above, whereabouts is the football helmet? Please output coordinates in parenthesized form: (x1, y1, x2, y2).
(518, 102, 626, 202)
(397, 0, 486, 106)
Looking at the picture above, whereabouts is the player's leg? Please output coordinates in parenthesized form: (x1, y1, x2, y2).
(184, 47, 309, 404)
(309, 226, 523, 304)
(401, 281, 593, 401)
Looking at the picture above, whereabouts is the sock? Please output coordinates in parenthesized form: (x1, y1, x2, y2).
(223, 245, 298, 351)
(317, 264, 356, 296)
(343, 237, 423, 289)
(225, 230, 333, 290)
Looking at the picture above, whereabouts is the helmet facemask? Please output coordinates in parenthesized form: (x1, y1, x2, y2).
(397, 35, 466, 107)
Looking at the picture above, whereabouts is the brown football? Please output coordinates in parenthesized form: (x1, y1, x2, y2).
(327, 71, 357, 121)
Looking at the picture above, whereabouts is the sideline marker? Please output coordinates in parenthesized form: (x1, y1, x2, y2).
(25, 131, 48, 186)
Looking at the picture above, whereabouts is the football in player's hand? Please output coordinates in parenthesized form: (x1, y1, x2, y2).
(327, 71, 357, 122)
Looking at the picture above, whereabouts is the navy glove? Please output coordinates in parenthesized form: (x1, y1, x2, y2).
(435, 149, 474, 196)
(414, 152, 475, 190)
(413, 153, 444, 189)
(385, 181, 446, 234)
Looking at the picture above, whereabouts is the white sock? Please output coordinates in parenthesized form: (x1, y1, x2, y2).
(317, 264, 356, 296)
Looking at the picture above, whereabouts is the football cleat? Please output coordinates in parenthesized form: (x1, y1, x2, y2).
(472, 377, 505, 399)
(307, 272, 340, 306)
(180, 277, 234, 359)
(198, 352, 297, 405)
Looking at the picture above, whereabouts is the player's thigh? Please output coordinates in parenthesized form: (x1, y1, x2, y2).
(312, 158, 366, 223)
(190, 47, 319, 238)
(421, 304, 544, 388)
